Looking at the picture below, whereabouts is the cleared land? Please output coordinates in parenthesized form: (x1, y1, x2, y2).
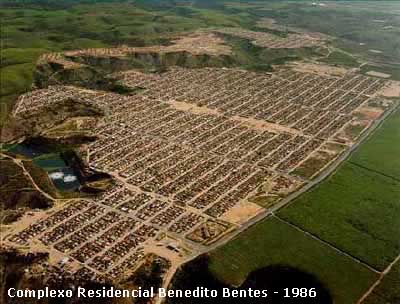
(208, 217, 377, 304)
(2, 1, 400, 299)
(204, 99, 400, 304)
(279, 107, 400, 271)
(214, 27, 325, 49)
(3, 41, 393, 284)
(3, 0, 400, 128)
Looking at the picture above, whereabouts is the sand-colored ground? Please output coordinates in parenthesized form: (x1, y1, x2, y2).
(369, 49, 383, 54)
(38, 53, 84, 69)
(6, 43, 395, 287)
(233, 116, 301, 135)
(214, 27, 323, 49)
(59, 31, 232, 59)
(380, 80, 400, 97)
(289, 62, 348, 77)
(167, 31, 232, 56)
(366, 71, 391, 78)
(320, 142, 346, 155)
(356, 106, 384, 120)
(167, 101, 303, 135)
(4, 210, 49, 234)
(220, 200, 263, 225)
(144, 243, 186, 266)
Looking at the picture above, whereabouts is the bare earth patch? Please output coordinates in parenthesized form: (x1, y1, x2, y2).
(233, 115, 301, 135)
(288, 61, 348, 77)
(220, 200, 263, 225)
(369, 49, 383, 54)
(214, 27, 325, 49)
(5, 43, 394, 287)
(355, 106, 384, 120)
(58, 31, 232, 59)
(366, 71, 391, 78)
(380, 80, 400, 97)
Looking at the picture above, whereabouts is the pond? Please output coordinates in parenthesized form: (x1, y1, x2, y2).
(8, 142, 52, 158)
(7, 142, 82, 192)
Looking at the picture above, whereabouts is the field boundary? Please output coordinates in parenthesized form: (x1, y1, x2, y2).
(202, 100, 400, 257)
(158, 102, 400, 299)
(348, 160, 400, 183)
(272, 214, 380, 274)
(357, 253, 400, 304)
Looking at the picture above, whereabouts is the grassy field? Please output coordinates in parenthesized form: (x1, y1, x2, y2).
(2, 1, 399, 302)
(2, 0, 399, 130)
(319, 50, 360, 67)
(244, 1, 400, 65)
(279, 108, 400, 271)
(0, 0, 325, 129)
(209, 217, 377, 304)
(351, 105, 400, 178)
(362, 258, 400, 304)
(209, 106, 400, 304)
(0, 2, 233, 127)
(360, 63, 400, 81)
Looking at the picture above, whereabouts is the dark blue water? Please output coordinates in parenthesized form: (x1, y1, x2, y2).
(8, 143, 81, 192)
(8, 143, 52, 158)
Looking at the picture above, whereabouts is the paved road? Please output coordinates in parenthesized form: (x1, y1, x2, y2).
(159, 102, 399, 295)
(190, 102, 398, 258)
(4, 100, 399, 303)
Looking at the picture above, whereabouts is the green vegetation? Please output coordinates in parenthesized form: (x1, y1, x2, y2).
(0, 63, 36, 97)
(345, 123, 366, 140)
(22, 159, 81, 199)
(209, 217, 377, 304)
(209, 106, 400, 303)
(279, 108, 400, 271)
(0, 2, 228, 126)
(223, 34, 325, 72)
(1, 1, 400, 301)
(3, 0, 399, 129)
(1, 0, 329, 128)
(281, 162, 400, 270)
(362, 259, 400, 304)
(242, 1, 400, 64)
(32, 153, 67, 171)
(0, 2, 217, 127)
(351, 106, 400, 178)
(319, 50, 359, 67)
(360, 63, 400, 81)
(292, 155, 329, 179)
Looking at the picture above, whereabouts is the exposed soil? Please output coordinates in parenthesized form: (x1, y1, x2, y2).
(220, 201, 263, 225)
(0, 158, 53, 225)
(289, 62, 348, 77)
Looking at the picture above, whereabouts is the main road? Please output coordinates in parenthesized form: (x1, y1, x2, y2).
(158, 101, 399, 298)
